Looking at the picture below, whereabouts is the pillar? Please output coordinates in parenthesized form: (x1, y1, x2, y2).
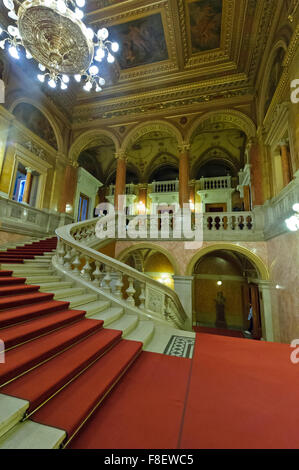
(172, 275, 194, 330)
(248, 138, 264, 207)
(178, 143, 190, 208)
(22, 167, 33, 204)
(138, 184, 147, 213)
(59, 163, 78, 213)
(114, 151, 127, 211)
(243, 185, 251, 211)
(258, 282, 275, 342)
(280, 140, 292, 187)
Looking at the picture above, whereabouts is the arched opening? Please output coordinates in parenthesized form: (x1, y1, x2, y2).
(191, 249, 265, 339)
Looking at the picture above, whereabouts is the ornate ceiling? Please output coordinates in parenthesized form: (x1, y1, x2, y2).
(71, 0, 278, 126)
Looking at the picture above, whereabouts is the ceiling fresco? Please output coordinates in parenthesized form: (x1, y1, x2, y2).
(188, 0, 223, 53)
(108, 13, 168, 69)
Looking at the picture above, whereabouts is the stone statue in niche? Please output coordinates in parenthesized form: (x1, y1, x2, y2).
(215, 291, 227, 328)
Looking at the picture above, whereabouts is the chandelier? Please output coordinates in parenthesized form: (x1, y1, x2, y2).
(0, 0, 119, 92)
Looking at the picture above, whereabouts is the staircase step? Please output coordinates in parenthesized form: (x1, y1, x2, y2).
(0, 318, 103, 387)
(0, 292, 54, 311)
(24, 259, 51, 264)
(90, 307, 123, 326)
(53, 288, 86, 300)
(1, 328, 122, 415)
(38, 282, 73, 291)
(0, 271, 13, 277)
(108, 314, 139, 336)
(0, 309, 86, 349)
(26, 276, 61, 284)
(30, 339, 142, 445)
(2, 266, 53, 273)
(0, 394, 29, 439)
(60, 293, 98, 308)
(0, 284, 40, 297)
(0, 420, 66, 449)
(81, 300, 111, 317)
(125, 321, 155, 347)
(0, 277, 26, 286)
(0, 259, 24, 265)
(0, 300, 70, 328)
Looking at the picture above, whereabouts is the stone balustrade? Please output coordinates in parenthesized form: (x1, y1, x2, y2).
(199, 176, 232, 190)
(0, 196, 73, 237)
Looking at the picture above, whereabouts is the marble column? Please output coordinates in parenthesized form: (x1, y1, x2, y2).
(243, 185, 251, 211)
(172, 275, 194, 330)
(178, 143, 190, 208)
(258, 281, 275, 342)
(59, 163, 78, 213)
(22, 167, 33, 204)
(114, 151, 127, 211)
(280, 140, 292, 187)
(248, 138, 264, 207)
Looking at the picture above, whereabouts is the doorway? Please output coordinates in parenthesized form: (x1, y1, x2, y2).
(78, 193, 90, 221)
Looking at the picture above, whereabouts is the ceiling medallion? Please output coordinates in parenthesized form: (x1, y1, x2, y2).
(0, 0, 119, 92)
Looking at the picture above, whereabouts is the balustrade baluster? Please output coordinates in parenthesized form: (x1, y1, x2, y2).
(58, 241, 65, 264)
(102, 266, 112, 292)
(126, 277, 136, 305)
(114, 271, 124, 298)
(92, 261, 103, 286)
(81, 256, 92, 281)
(72, 250, 82, 275)
(139, 282, 146, 309)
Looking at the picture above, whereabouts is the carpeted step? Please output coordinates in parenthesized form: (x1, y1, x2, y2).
(0, 300, 70, 328)
(0, 292, 54, 311)
(0, 254, 36, 259)
(0, 271, 13, 277)
(0, 318, 104, 387)
(1, 328, 122, 415)
(31, 339, 142, 445)
(0, 284, 40, 297)
(0, 309, 86, 350)
(0, 277, 26, 286)
(0, 259, 24, 264)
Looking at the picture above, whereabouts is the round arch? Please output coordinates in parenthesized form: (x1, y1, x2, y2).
(187, 110, 257, 142)
(258, 39, 288, 124)
(68, 129, 120, 163)
(9, 97, 63, 153)
(186, 243, 269, 280)
(117, 242, 181, 276)
(190, 147, 240, 179)
(121, 120, 184, 153)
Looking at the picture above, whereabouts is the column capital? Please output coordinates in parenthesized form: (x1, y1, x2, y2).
(25, 167, 33, 174)
(115, 150, 127, 161)
(178, 142, 191, 153)
(279, 139, 289, 148)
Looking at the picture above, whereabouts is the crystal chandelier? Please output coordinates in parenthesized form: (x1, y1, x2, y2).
(0, 0, 119, 92)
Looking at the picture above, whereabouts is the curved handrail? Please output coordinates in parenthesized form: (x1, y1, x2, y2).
(55, 215, 187, 329)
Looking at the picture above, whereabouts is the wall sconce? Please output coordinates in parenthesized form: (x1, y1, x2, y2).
(137, 201, 146, 214)
(66, 204, 73, 213)
(285, 203, 299, 232)
(217, 280, 223, 286)
(189, 199, 195, 212)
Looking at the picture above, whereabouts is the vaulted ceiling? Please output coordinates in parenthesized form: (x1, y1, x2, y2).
(0, 0, 279, 125)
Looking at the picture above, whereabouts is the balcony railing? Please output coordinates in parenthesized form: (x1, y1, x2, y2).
(199, 176, 232, 190)
(150, 180, 179, 193)
(108, 184, 137, 196)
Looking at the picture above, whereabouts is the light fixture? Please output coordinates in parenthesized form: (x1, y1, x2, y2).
(217, 281, 223, 286)
(0, 0, 119, 93)
(285, 203, 299, 232)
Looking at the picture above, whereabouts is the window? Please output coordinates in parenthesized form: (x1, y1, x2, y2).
(78, 193, 90, 221)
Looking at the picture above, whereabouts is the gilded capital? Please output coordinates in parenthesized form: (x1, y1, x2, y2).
(178, 142, 191, 153)
(115, 150, 127, 161)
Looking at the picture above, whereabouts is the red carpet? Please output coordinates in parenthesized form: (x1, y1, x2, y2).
(193, 326, 244, 338)
(1, 238, 299, 449)
(179, 333, 299, 449)
(0, 237, 57, 263)
(69, 352, 192, 449)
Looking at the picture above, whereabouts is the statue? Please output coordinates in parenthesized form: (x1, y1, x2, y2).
(215, 291, 227, 328)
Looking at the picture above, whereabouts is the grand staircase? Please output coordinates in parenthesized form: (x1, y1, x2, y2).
(0, 235, 171, 448)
